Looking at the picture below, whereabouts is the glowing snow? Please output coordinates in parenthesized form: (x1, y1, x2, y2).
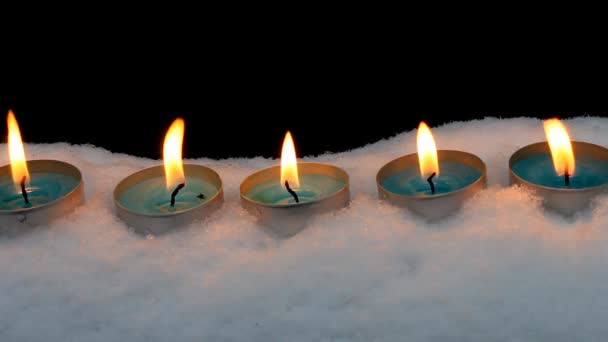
(2, 117, 608, 341)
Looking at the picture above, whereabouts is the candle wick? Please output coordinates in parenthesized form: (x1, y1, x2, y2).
(20, 175, 30, 205)
(170, 183, 185, 207)
(564, 160, 570, 186)
(285, 180, 300, 203)
(427, 172, 436, 195)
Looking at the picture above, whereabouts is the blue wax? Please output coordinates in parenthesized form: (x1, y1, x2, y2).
(119, 177, 218, 214)
(512, 153, 608, 189)
(0, 172, 79, 210)
(382, 161, 482, 196)
(246, 174, 345, 204)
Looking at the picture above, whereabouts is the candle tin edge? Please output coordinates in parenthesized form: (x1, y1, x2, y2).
(240, 162, 350, 238)
(0, 159, 85, 229)
(113, 163, 224, 235)
(376, 150, 487, 221)
(509, 141, 608, 215)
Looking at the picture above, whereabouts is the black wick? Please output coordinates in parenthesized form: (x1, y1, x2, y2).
(20, 176, 30, 205)
(564, 161, 570, 186)
(285, 180, 300, 203)
(170, 183, 185, 207)
(427, 172, 436, 194)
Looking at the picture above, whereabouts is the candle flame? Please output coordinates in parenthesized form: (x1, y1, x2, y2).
(163, 118, 185, 190)
(7, 110, 30, 189)
(280, 131, 300, 189)
(417, 121, 439, 178)
(544, 118, 575, 177)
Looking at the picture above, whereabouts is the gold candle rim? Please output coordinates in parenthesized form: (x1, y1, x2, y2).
(113, 163, 223, 218)
(240, 161, 349, 208)
(509, 140, 608, 193)
(376, 149, 487, 200)
(376, 150, 487, 221)
(0, 159, 84, 214)
(240, 161, 350, 238)
(113, 163, 224, 235)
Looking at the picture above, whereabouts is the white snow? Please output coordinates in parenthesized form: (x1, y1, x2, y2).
(2, 117, 608, 341)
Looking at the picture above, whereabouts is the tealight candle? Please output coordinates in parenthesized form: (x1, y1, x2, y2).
(509, 118, 608, 215)
(113, 118, 223, 235)
(377, 122, 487, 220)
(0, 110, 84, 229)
(240, 131, 350, 237)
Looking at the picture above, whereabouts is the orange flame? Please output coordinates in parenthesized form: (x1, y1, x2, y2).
(417, 122, 439, 178)
(280, 131, 300, 189)
(163, 118, 185, 190)
(7, 110, 30, 189)
(544, 118, 575, 176)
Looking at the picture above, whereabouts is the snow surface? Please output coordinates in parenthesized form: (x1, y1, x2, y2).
(2, 117, 608, 341)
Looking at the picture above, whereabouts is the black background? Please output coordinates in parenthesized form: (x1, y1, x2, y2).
(0, 28, 600, 159)
(2, 7, 603, 161)
(0, 86, 602, 160)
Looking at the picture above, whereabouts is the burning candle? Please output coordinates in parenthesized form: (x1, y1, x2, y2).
(377, 122, 487, 220)
(113, 118, 223, 234)
(509, 118, 608, 215)
(0, 110, 84, 228)
(240, 131, 350, 237)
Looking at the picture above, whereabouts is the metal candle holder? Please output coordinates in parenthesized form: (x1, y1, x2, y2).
(509, 141, 608, 215)
(113, 164, 224, 235)
(377, 150, 487, 221)
(0, 160, 85, 228)
(240, 162, 350, 238)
